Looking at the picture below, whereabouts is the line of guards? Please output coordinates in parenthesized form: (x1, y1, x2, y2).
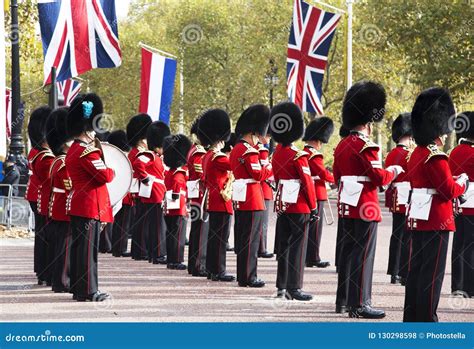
(24, 81, 472, 321)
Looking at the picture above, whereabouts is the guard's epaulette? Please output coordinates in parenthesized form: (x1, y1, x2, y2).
(243, 142, 259, 156)
(174, 167, 188, 175)
(212, 150, 226, 161)
(291, 146, 308, 160)
(406, 149, 414, 163)
(41, 151, 55, 160)
(49, 156, 66, 176)
(137, 150, 155, 158)
(31, 150, 49, 163)
(307, 147, 322, 159)
(193, 144, 207, 155)
(446, 147, 454, 156)
(425, 144, 447, 163)
(359, 135, 380, 153)
(80, 146, 101, 158)
(257, 143, 268, 152)
(137, 145, 147, 152)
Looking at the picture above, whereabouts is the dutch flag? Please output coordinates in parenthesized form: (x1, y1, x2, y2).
(138, 47, 177, 124)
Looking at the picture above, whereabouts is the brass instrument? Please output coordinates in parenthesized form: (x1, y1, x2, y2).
(220, 172, 234, 202)
(323, 197, 335, 225)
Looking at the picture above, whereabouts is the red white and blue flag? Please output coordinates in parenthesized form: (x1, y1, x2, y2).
(57, 79, 82, 106)
(37, 0, 122, 85)
(139, 48, 177, 124)
(287, 0, 341, 114)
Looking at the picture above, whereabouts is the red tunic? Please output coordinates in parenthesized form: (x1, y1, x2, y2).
(65, 140, 115, 223)
(407, 145, 465, 231)
(384, 144, 410, 214)
(449, 140, 474, 216)
(229, 140, 272, 211)
(304, 145, 335, 201)
(202, 149, 233, 214)
(25, 148, 42, 203)
(133, 150, 166, 204)
(36, 150, 55, 216)
(333, 132, 395, 222)
(272, 144, 317, 214)
(187, 144, 206, 205)
(164, 167, 188, 216)
(257, 143, 274, 201)
(49, 155, 71, 222)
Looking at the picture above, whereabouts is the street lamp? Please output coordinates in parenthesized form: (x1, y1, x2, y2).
(264, 59, 279, 109)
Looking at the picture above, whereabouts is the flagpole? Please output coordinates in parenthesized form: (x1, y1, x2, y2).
(138, 42, 177, 59)
(312, 0, 345, 13)
(346, 0, 354, 90)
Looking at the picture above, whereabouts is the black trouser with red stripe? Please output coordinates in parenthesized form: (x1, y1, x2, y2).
(112, 204, 132, 257)
(387, 212, 409, 277)
(30, 202, 43, 275)
(70, 216, 101, 298)
(259, 200, 271, 254)
(336, 219, 350, 307)
(131, 199, 148, 260)
(165, 215, 187, 264)
(340, 218, 378, 307)
(206, 212, 230, 275)
(452, 215, 474, 296)
(188, 209, 209, 275)
(51, 220, 71, 292)
(404, 230, 449, 322)
(235, 210, 263, 284)
(276, 213, 310, 290)
(145, 203, 167, 261)
(306, 201, 325, 264)
(335, 218, 344, 269)
(99, 223, 113, 253)
(37, 215, 54, 284)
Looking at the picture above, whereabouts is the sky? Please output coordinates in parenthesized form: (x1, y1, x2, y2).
(116, 0, 132, 19)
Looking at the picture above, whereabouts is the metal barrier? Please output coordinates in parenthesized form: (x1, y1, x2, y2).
(0, 184, 33, 231)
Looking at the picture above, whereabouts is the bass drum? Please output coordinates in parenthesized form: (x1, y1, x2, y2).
(101, 142, 133, 208)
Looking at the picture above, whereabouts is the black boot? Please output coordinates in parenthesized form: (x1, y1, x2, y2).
(349, 305, 385, 319)
(287, 289, 313, 301)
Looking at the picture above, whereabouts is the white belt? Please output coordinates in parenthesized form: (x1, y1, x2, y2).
(52, 187, 65, 193)
(235, 178, 258, 184)
(154, 178, 165, 185)
(280, 179, 301, 184)
(393, 181, 411, 189)
(340, 176, 370, 183)
(412, 188, 437, 195)
(311, 176, 321, 180)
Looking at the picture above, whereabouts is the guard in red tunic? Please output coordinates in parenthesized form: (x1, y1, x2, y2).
(385, 113, 413, 285)
(270, 102, 317, 301)
(449, 111, 474, 298)
(303, 117, 335, 269)
(135, 121, 170, 264)
(334, 81, 402, 318)
(107, 130, 133, 258)
(404, 88, 468, 322)
(230, 104, 272, 288)
(66, 93, 115, 302)
(257, 137, 274, 259)
(126, 114, 152, 260)
(187, 117, 209, 277)
(46, 108, 72, 293)
(26, 106, 52, 284)
(163, 134, 192, 270)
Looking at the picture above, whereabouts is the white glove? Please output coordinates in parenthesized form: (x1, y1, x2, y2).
(455, 173, 469, 192)
(386, 165, 404, 179)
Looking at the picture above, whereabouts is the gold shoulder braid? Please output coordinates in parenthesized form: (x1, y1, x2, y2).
(80, 146, 100, 158)
(243, 142, 259, 156)
(425, 144, 447, 163)
(359, 135, 380, 153)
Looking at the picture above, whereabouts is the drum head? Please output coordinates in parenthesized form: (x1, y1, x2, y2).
(101, 143, 133, 207)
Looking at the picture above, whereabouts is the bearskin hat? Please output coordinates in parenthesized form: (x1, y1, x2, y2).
(28, 106, 52, 149)
(147, 121, 171, 150)
(342, 81, 386, 129)
(66, 93, 103, 137)
(302, 117, 334, 143)
(126, 113, 152, 147)
(391, 113, 412, 143)
(163, 134, 192, 169)
(411, 87, 455, 146)
(197, 109, 231, 147)
(46, 108, 69, 156)
(269, 102, 304, 145)
(235, 104, 270, 137)
(339, 125, 350, 138)
(107, 130, 130, 152)
(222, 132, 238, 153)
(457, 111, 474, 140)
(190, 117, 200, 135)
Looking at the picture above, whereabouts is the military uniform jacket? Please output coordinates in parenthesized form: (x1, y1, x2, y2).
(65, 140, 115, 223)
(49, 155, 72, 222)
(133, 150, 166, 204)
(272, 144, 317, 214)
(257, 143, 274, 201)
(229, 140, 272, 211)
(449, 140, 474, 216)
(384, 144, 410, 214)
(187, 144, 206, 205)
(407, 144, 465, 231)
(164, 167, 188, 216)
(126, 145, 146, 205)
(202, 149, 233, 214)
(333, 132, 395, 222)
(304, 145, 335, 201)
(36, 149, 55, 216)
(25, 148, 42, 203)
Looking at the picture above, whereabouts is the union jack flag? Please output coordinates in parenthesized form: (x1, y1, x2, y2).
(38, 0, 122, 85)
(287, 0, 341, 114)
(57, 79, 82, 106)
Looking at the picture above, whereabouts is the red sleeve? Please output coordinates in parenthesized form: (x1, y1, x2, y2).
(172, 171, 187, 194)
(333, 152, 340, 185)
(296, 156, 317, 211)
(358, 147, 395, 186)
(244, 152, 272, 181)
(36, 155, 54, 182)
(427, 157, 465, 200)
(133, 153, 152, 181)
(214, 155, 231, 171)
(193, 154, 204, 179)
(312, 156, 334, 183)
(81, 151, 115, 184)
